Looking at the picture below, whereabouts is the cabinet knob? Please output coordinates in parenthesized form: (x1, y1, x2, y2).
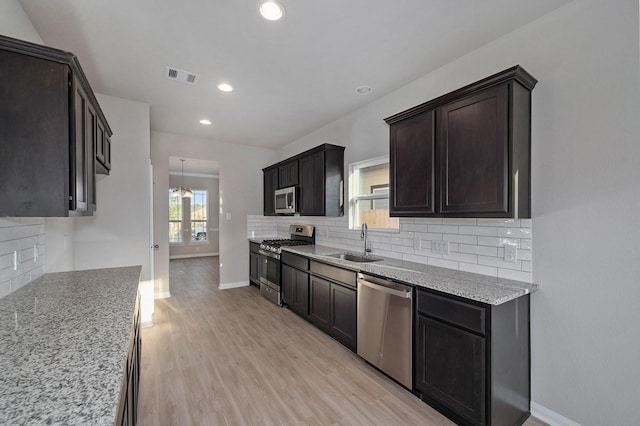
(153, 244, 159, 249)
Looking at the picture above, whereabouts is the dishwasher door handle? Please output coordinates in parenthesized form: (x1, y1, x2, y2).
(357, 278, 412, 299)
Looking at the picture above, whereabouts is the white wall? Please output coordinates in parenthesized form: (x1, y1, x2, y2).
(73, 95, 152, 280)
(0, 0, 42, 44)
(275, 1, 640, 424)
(151, 131, 275, 296)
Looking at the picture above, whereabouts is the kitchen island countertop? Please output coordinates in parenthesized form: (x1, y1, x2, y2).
(282, 245, 537, 305)
(0, 266, 141, 425)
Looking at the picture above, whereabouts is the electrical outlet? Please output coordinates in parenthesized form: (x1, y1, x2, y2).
(431, 240, 450, 255)
(504, 244, 518, 263)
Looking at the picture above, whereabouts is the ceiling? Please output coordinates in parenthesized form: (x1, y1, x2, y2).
(19, 0, 571, 149)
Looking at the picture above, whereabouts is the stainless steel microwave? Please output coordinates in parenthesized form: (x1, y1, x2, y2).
(275, 186, 297, 214)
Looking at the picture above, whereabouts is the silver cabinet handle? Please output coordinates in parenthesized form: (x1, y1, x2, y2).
(357, 278, 413, 299)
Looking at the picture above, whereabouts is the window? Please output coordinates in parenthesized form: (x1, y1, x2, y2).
(190, 190, 208, 242)
(169, 190, 183, 243)
(349, 156, 399, 230)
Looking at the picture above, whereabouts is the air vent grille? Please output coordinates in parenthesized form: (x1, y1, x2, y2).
(165, 66, 199, 85)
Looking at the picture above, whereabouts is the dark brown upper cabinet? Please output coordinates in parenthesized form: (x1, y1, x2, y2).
(0, 35, 112, 217)
(385, 66, 536, 218)
(278, 159, 298, 188)
(263, 168, 278, 216)
(263, 144, 344, 217)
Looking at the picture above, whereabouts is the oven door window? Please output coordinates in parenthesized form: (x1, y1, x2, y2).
(262, 256, 280, 288)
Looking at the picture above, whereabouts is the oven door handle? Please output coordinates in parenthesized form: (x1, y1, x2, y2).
(259, 249, 280, 260)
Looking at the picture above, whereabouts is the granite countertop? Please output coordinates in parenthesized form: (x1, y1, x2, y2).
(0, 266, 142, 426)
(282, 245, 537, 305)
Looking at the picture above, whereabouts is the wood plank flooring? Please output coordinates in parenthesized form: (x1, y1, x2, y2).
(138, 257, 547, 426)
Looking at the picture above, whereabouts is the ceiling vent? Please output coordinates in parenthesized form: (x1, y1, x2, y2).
(165, 66, 199, 85)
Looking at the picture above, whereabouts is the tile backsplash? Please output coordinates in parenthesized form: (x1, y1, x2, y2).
(0, 218, 46, 298)
(248, 215, 533, 283)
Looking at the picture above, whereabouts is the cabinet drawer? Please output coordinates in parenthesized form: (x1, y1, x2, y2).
(417, 290, 486, 335)
(282, 251, 309, 270)
(310, 261, 356, 288)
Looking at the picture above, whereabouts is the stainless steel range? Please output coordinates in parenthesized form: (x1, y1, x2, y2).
(258, 224, 315, 305)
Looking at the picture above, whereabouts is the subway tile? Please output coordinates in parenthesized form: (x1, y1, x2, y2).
(517, 249, 532, 261)
(428, 258, 459, 270)
(427, 224, 459, 234)
(477, 218, 521, 227)
(0, 228, 12, 241)
(400, 223, 427, 232)
(520, 219, 532, 228)
(443, 252, 477, 264)
(521, 239, 532, 250)
(442, 218, 477, 226)
(402, 253, 429, 264)
(478, 255, 522, 270)
(0, 254, 13, 270)
(497, 228, 531, 238)
(522, 261, 533, 272)
(459, 226, 498, 237)
(497, 269, 532, 283)
(413, 232, 445, 241)
(0, 218, 21, 228)
(0, 280, 10, 298)
(458, 244, 498, 257)
(477, 237, 501, 247)
(414, 217, 443, 225)
(459, 262, 498, 277)
(442, 234, 477, 245)
(499, 238, 520, 248)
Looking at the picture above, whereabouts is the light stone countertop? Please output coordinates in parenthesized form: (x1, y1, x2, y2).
(0, 266, 142, 426)
(282, 245, 537, 305)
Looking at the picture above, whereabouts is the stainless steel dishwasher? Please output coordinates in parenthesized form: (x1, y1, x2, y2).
(357, 272, 413, 389)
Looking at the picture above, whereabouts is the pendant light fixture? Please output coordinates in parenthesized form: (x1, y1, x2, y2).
(172, 159, 193, 198)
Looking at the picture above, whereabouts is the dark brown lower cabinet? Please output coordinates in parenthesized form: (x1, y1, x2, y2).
(329, 283, 357, 350)
(309, 275, 332, 331)
(282, 264, 309, 317)
(117, 292, 141, 425)
(415, 289, 530, 426)
(309, 275, 356, 351)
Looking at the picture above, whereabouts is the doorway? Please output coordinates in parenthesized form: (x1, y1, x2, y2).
(167, 157, 220, 294)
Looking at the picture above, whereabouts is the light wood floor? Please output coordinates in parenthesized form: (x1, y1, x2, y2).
(138, 257, 547, 426)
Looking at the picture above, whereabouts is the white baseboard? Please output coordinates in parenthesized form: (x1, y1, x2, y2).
(155, 291, 171, 299)
(219, 280, 250, 290)
(170, 252, 219, 260)
(531, 402, 582, 426)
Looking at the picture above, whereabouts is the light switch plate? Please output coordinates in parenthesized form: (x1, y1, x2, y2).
(431, 240, 450, 255)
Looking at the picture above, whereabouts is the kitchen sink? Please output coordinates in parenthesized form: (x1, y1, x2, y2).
(327, 253, 383, 263)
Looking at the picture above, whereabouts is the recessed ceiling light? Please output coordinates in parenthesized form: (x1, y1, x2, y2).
(259, 1, 285, 21)
(356, 86, 372, 95)
(200, 119, 212, 125)
(217, 83, 234, 92)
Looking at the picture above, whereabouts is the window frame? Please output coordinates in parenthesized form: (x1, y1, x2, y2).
(190, 189, 208, 243)
(168, 190, 184, 244)
(348, 155, 399, 232)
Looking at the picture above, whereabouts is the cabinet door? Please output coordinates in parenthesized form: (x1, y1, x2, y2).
(438, 84, 509, 216)
(86, 103, 97, 211)
(96, 120, 105, 164)
(299, 151, 325, 215)
(309, 275, 331, 331)
(282, 264, 295, 306)
(73, 84, 89, 211)
(293, 268, 309, 316)
(104, 135, 111, 170)
(390, 110, 435, 216)
(249, 252, 259, 284)
(278, 160, 299, 188)
(330, 284, 356, 351)
(416, 315, 486, 425)
(263, 168, 278, 215)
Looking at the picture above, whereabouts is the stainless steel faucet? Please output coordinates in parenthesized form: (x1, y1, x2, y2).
(361, 223, 371, 254)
